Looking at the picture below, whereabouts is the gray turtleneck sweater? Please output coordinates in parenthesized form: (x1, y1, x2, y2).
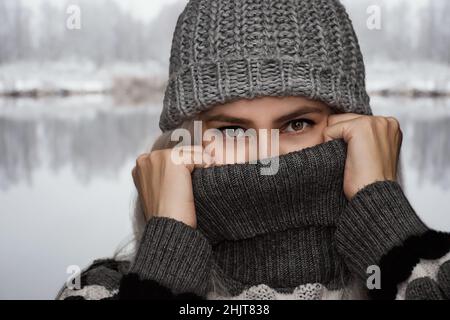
(57, 140, 450, 300)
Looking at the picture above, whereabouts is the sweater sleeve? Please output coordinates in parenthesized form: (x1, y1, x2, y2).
(56, 216, 213, 300)
(119, 216, 213, 299)
(335, 180, 450, 300)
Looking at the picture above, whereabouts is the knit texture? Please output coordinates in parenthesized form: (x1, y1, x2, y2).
(56, 138, 450, 300)
(335, 180, 429, 281)
(405, 278, 444, 300)
(56, 252, 450, 300)
(191, 139, 350, 294)
(128, 216, 213, 296)
(438, 260, 450, 297)
(159, 0, 372, 131)
(208, 283, 337, 300)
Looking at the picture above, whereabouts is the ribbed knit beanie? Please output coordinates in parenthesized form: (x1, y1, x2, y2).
(159, 0, 372, 132)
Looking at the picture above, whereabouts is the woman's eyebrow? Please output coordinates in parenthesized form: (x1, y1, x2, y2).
(274, 106, 323, 124)
(202, 105, 323, 124)
(202, 114, 249, 124)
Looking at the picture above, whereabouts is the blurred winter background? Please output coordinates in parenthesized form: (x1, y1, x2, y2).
(0, 0, 449, 299)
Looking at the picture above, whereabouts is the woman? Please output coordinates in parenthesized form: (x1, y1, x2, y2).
(57, 0, 450, 300)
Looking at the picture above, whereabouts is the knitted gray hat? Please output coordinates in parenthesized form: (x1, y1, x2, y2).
(159, 0, 372, 132)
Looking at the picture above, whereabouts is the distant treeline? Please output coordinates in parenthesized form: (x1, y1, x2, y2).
(0, 0, 449, 66)
(0, 0, 183, 66)
(343, 0, 450, 64)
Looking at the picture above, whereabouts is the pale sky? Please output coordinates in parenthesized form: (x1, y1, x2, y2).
(113, 0, 182, 22)
(23, 0, 183, 23)
(22, 0, 430, 23)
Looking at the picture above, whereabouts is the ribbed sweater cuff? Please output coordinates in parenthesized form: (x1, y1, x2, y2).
(128, 217, 212, 297)
(335, 180, 429, 279)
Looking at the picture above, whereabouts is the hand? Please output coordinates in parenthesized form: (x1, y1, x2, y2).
(323, 114, 403, 199)
(132, 146, 213, 228)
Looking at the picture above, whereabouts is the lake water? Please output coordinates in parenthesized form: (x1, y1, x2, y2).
(0, 95, 449, 299)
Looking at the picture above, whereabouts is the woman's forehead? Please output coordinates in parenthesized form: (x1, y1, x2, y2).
(201, 96, 331, 120)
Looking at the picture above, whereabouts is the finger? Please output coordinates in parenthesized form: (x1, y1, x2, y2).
(386, 116, 403, 150)
(132, 164, 146, 212)
(327, 113, 364, 126)
(323, 118, 356, 143)
(172, 145, 214, 169)
(171, 145, 199, 166)
(379, 117, 402, 171)
(193, 146, 214, 168)
(386, 116, 400, 129)
(133, 153, 149, 191)
(187, 145, 211, 167)
(131, 166, 138, 188)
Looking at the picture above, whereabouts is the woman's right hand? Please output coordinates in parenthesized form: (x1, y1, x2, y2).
(132, 146, 212, 228)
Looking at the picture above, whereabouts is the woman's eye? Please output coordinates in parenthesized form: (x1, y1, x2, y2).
(283, 119, 313, 133)
(219, 126, 246, 138)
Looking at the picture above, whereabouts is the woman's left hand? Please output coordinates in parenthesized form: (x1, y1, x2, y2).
(323, 114, 403, 200)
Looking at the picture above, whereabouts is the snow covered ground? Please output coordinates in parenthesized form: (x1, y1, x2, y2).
(1, 60, 449, 98)
(0, 60, 167, 98)
(366, 60, 450, 97)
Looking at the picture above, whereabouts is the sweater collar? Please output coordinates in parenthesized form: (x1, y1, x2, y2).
(192, 139, 350, 293)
